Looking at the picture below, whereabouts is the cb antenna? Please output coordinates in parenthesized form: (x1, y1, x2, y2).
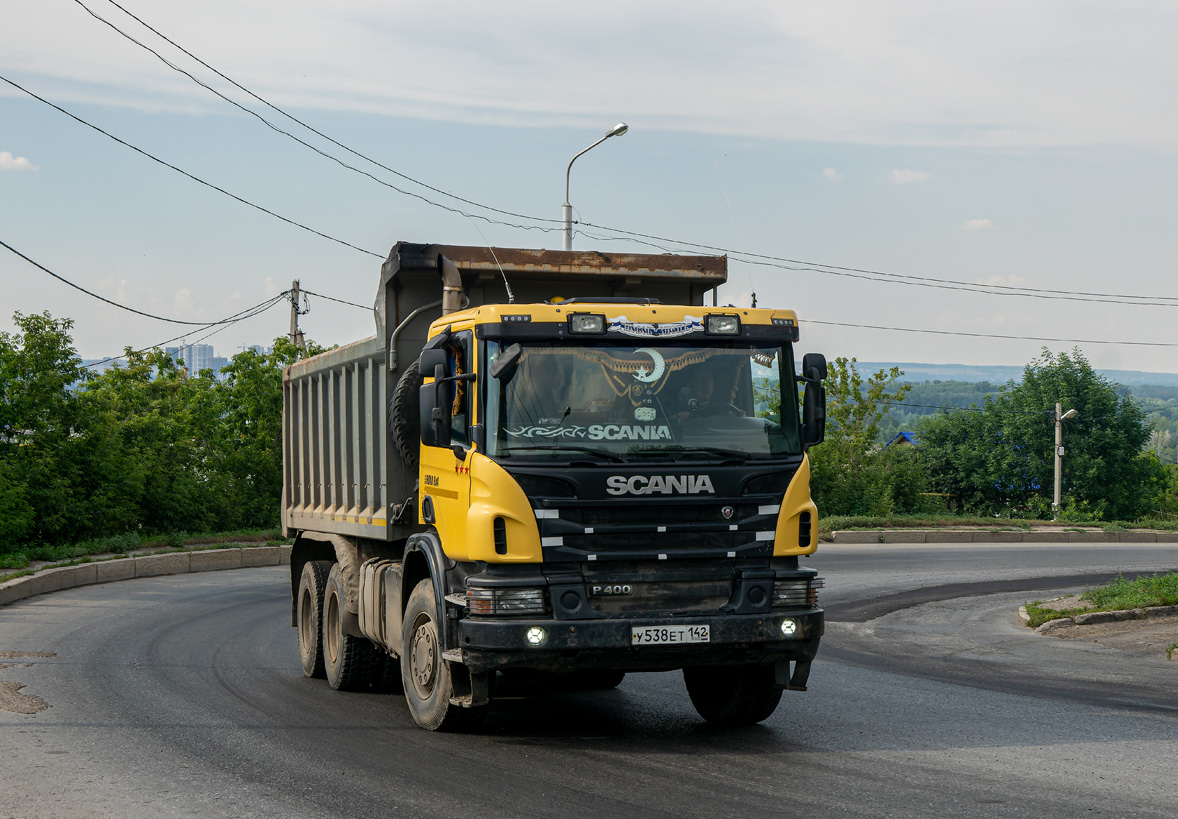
(468, 221, 515, 303)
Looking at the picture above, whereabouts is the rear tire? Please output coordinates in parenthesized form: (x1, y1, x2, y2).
(323, 564, 382, 691)
(683, 664, 782, 726)
(401, 579, 484, 731)
(297, 560, 332, 679)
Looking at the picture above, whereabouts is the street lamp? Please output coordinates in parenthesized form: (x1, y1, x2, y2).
(563, 122, 629, 251)
(1053, 402, 1079, 516)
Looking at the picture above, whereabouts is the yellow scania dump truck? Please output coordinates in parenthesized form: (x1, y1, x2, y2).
(283, 242, 827, 730)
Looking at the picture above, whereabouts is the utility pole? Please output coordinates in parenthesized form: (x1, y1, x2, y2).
(1053, 402, 1078, 516)
(289, 279, 306, 350)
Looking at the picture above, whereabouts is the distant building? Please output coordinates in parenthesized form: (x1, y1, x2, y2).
(885, 431, 920, 448)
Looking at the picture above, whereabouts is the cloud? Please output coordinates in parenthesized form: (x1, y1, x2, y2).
(822, 167, 842, 182)
(0, 151, 38, 171)
(7, 2, 1178, 149)
(960, 218, 995, 231)
(889, 168, 931, 185)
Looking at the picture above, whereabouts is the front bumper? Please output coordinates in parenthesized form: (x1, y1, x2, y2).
(454, 608, 823, 674)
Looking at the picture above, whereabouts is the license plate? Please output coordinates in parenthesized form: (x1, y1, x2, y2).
(631, 624, 710, 645)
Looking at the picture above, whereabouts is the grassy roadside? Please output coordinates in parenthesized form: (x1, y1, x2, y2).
(0, 529, 290, 583)
(818, 514, 1178, 540)
(1024, 572, 1178, 628)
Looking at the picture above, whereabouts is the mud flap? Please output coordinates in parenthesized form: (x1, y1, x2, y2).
(447, 657, 492, 708)
(775, 659, 811, 691)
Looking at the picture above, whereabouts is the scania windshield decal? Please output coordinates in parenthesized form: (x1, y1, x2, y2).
(506, 424, 673, 441)
(506, 425, 588, 439)
(606, 315, 703, 338)
(606, 474, 716, 495)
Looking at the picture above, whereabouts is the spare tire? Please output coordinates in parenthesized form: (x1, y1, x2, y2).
(390, 359, 423, 470)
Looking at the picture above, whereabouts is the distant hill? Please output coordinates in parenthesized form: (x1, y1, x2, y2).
(859, 362, 1178, 388)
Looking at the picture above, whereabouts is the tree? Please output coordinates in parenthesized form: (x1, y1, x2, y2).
(209, 338, 325, 529)
(0, 312, 90, 544)
(1, 306, 329, 551)
(919, 348, 1166, 520)
(807, 358, 928, 516)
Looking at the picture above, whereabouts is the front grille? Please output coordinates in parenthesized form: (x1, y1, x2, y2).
(571, 503, 758, 526)
(535, 499, 778, 561)
(582, 560, 736, 615)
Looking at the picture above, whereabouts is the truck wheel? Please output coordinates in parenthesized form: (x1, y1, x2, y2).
(323, 564, 381, 691)
(297, 560, 332, 679)
(377, 651, 405, 695)
(683, 665, 783, 726)
(401, 579, 484, 731)
(390, 359, 422, 471)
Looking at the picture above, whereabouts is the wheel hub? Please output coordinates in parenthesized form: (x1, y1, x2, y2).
(410, 620, 437, 697)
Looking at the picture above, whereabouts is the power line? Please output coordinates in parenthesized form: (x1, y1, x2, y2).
(299, 288, 370, 310)
(86, 293, 288, 368)
(801, 318, 1178, 348)
(1, 236, 248, 326)
(78, 0, 560, 233)
(0, 74, 383, 260)
(76, 1, 1178, 310)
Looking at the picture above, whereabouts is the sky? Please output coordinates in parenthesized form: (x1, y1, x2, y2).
(3, 0, 1178, 374)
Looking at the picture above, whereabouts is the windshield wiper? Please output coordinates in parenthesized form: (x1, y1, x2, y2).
(630, 446, 753, 462)
(500, 445, 624, 462)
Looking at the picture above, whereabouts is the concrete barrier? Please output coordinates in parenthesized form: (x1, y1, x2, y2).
(242, 546, 281, 567)
(0, 545, 294, 607)
(191, 549, 244, 572)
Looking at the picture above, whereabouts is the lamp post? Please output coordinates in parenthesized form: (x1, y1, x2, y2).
(563, 122, 629, 251)
(1053, 402, 1079, 516)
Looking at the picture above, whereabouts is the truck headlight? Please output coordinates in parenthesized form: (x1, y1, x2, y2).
(772, 578, 823, 608)
(466, 587, 550, 616)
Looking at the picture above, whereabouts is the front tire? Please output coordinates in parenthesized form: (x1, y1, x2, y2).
(683, 664, 782, 726)
(323, 564, 382, 691)
(297, 560, 332, 679)
(401, 579, 484, 731)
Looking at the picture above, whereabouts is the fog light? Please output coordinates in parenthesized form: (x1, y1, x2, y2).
(780, 618, 798, 637)
(525, 627, 548, 646)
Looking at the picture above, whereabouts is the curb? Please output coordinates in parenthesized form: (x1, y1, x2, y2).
(0, 545, 293, 608)
(1019, 603, 1178, 633)
(830, 529, 1178, 544)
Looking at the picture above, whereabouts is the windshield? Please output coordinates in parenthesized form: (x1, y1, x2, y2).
(483, 340, 801, 460)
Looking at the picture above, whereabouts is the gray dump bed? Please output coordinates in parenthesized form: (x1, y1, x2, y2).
(281, 242, 727, 544)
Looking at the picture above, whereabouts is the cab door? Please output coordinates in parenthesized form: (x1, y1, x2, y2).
(419, 329, 474, 552)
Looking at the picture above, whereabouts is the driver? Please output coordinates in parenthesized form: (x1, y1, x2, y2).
(676, 365, 716, 421)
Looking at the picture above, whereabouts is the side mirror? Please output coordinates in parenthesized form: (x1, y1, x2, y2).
(802, 352, 827, 382)
(418, 359, 451, 448)
(800, 353, 826, 450)
(489, 343, 523, 381)
(419, 348, 447, 374)
(802, 380, 826, 450)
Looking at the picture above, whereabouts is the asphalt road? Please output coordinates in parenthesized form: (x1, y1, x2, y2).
(2, 542, 1177, 819)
